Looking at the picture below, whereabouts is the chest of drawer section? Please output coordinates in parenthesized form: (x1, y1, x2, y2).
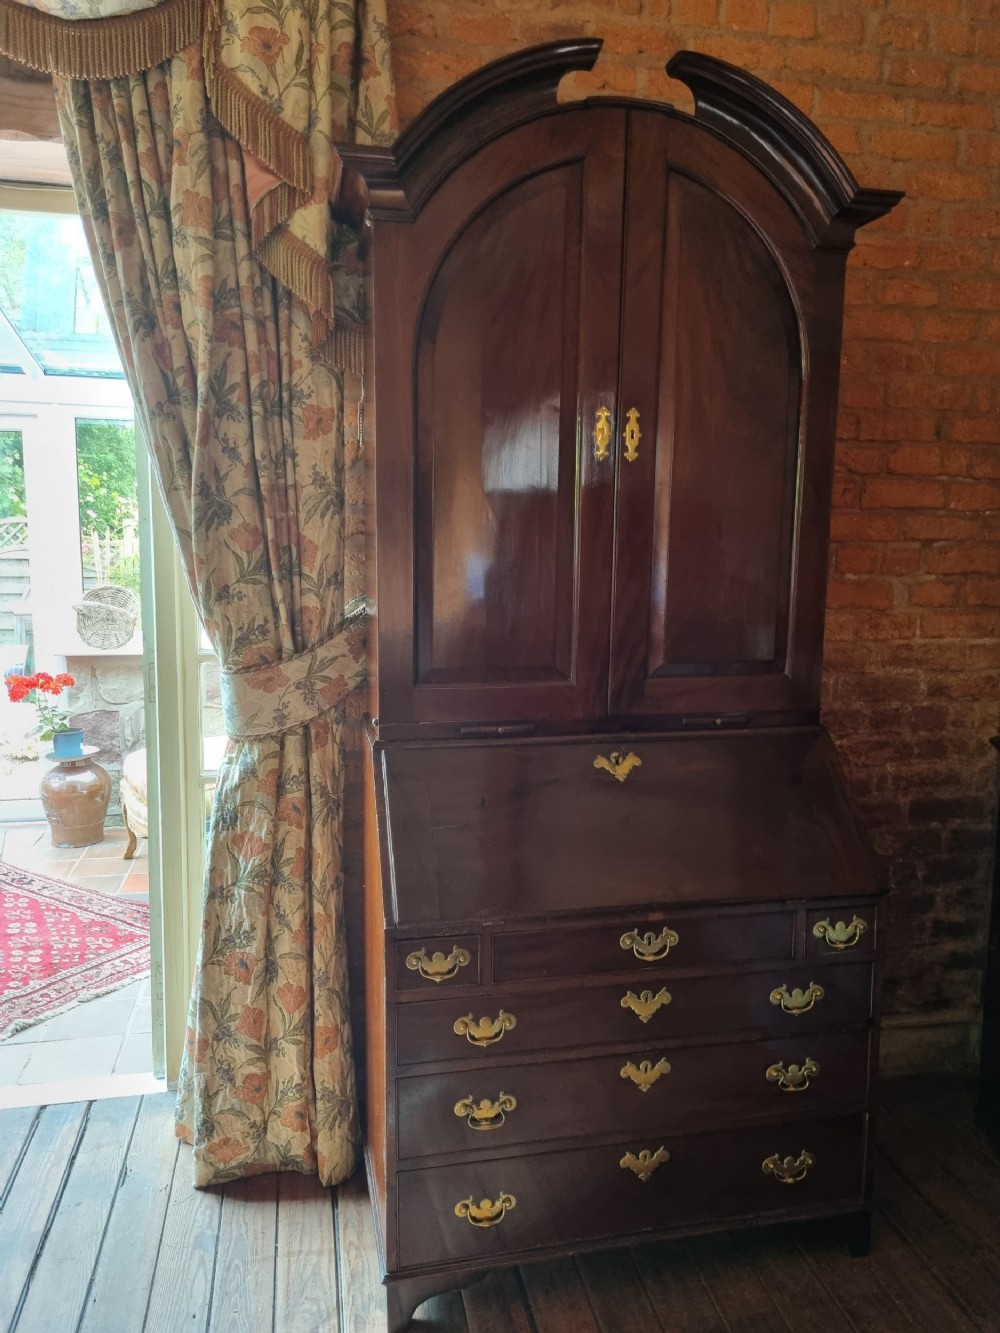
(385, 898, 878, 1270)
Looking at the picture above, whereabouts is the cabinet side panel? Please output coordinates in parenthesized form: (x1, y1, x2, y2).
(363, 741, 390, 1262)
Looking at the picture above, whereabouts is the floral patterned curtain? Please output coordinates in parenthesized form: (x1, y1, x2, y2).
(0, 0, 396, 1185)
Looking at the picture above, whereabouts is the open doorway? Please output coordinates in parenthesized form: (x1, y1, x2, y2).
(0, 199, 156, 1096)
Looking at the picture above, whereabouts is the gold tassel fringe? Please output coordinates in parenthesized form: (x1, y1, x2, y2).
(202, 0, 310, 197)
(0, 0, 201, 78)
(258, 226, 336, 329)
(250, 180, 304, 252)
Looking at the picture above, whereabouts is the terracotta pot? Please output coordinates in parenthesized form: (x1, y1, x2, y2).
(39, 756, 112, 848)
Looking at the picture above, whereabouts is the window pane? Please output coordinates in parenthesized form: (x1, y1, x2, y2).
(200, 659, 226, 773)
(0, 430, 28, 650)
(76, 418, 140, 596)
(0, 211, 123, 377)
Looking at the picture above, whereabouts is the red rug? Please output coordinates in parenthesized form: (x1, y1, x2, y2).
(0, 859, 150, 1040)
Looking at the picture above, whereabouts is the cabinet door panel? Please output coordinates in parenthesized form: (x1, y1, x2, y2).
(650, 173, 798, 674)
(373, 109, 626, 727)
(611, 111, 842, 720)
(415, 171, 583, 685)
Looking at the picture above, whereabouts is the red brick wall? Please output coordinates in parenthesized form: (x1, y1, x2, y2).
(383, 0, 1000, 1043)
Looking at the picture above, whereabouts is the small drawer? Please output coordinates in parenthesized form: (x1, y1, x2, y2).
(395, 1029, 871, 1159)
(396, 1114, 867, 1269)
(395, 936, 481, 991)
(806, 908, 876, 959)
(493, 910, 794, 983)
(396, 963, 873, 1065)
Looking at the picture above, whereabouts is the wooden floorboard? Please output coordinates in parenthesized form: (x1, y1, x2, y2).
(143, 1131, 223, 1333)
(0, 1101, 88, 1329)
(521, 1255, 602, 1333)
(631, 1239, 731, 1333)
(0, 1106, 39, 1201)
(208, 1174, 279, 1333)
(3, 1079, 1000, 1332)
(577, 1248, 665, 1332)
(16, 1097, 140, 1333)
(273, 1171, 340, 1333)
(79, 1093, 180, 1333)
(336, 1171, 388, 1333)
(684, 1233, 793, 1333)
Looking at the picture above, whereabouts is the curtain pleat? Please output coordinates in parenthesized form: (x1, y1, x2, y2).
(55, 9, 390, 1184)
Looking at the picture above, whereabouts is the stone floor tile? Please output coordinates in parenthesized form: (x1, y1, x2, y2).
(30, 845, 80, 862)
(0, 1044, 32, 1083)
(72, 857, 130, 877)
(18, 1034, 122, 1084)
(73, 874, 127, 896)
(80, 839, 128, 860)
(130, 995, 154, 1035)
(2, 1019, 51, 1045)
(38, 982, 144, 1041)
(113, 1031, 153, 1075)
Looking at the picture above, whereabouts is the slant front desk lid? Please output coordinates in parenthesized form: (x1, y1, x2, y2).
(374, 728, 878, 926)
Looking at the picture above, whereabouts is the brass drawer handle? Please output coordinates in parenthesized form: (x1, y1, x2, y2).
(621, 926, 679, 962)
(453, 1011, 517, 1047)
(766, 1058, 819, 1092)
(454, 1192, 516, 1228)
(620, 1146, 669, 1181)
(594, 750, 642, 783)
(770, 981, 824, 1015)
(621, 988, 671, 1023)
(813, 915, 868, 950)
(406, 945, 471, 984)
(623, 406, 641, 462)
(762, 1150, 815, 1184)
(454, 1092, 517, 1131)
(594, 405, 612, 461)
(620, 1058, 671, 1091)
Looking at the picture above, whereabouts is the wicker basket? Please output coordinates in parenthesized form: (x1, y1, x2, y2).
(73, 585, 140, 649)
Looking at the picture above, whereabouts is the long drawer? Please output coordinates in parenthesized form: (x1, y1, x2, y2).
(492, 909, 795, 983)
(396, 1114, 867, 1269)
(396, 1030, 869, 1159)
(396, 963, 873, 1066)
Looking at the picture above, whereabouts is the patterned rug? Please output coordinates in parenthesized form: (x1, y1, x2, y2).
(0, 859, 150, 1040)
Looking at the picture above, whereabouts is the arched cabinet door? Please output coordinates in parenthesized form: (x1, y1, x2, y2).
(373, 109, 627, 727)
(609, 110, 841, 721)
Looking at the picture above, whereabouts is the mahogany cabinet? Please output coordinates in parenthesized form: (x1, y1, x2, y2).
(349, 40, 900, 1330)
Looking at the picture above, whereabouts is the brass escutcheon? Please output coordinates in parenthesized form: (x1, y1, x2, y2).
(620, 988, 672, 1023)
(770, 981, 825, 1015)
(453, 1011, 517, 1047)
(594, 751, 642, 783)
(620, 1058, 671, 1092)
(405, 945, 471, 984)
(620, 926, 679, 962)
(453, 1092, 517, 1131)
(813, 915, 868, 951)
(594, 406, 613, 461)
(762, 1150, 815, 1184)
(766, 1058, 820, 1092)
(620, 1146, 670, 1181)
(454, 1193, 516, 1227)
(623, 406, 641, 462)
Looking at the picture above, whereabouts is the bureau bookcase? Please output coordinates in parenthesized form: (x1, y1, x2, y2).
(347, 41, 901, 1330)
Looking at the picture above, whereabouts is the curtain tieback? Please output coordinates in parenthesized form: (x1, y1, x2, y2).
(219, 617, 366, 740)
